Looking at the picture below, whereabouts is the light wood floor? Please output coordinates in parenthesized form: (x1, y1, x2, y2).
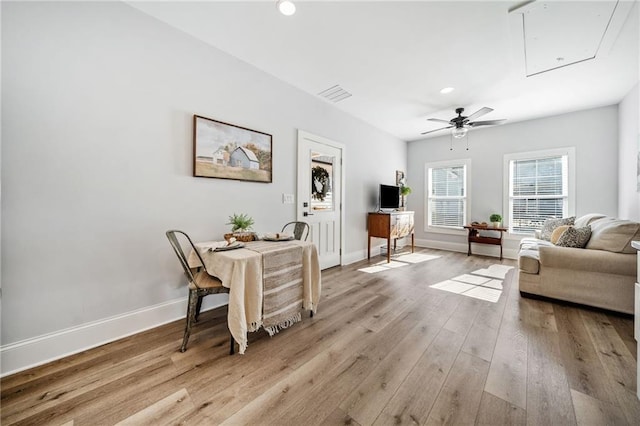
(2, 249, 639, 425)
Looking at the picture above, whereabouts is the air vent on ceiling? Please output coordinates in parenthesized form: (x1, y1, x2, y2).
(318, 85, 352, 103)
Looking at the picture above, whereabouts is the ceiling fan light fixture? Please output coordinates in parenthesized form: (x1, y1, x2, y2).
(277, 0, 296, 16)
(452, 127, 468, 138)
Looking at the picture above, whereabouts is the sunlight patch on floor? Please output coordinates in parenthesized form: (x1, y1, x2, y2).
(430, 265, 513, 303)
(358, 253, 440, 274)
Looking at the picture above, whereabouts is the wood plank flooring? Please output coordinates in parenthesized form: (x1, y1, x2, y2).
(2, 249, 639, 425)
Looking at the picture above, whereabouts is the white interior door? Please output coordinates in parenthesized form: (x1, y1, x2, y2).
(297, 130, 344, 269)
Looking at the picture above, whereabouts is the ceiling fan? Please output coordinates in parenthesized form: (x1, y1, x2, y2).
(421, 107, 506, 137)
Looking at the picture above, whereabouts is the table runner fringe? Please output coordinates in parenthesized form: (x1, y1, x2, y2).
(264, 312, 302, 337)
(247, 321, 262, 333)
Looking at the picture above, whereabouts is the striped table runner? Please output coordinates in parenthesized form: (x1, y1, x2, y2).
(247, 241, 304, 336)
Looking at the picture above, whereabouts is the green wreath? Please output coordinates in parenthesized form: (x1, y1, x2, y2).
(311, 166, 330, 201)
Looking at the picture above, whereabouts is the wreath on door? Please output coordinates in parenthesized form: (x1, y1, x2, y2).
(311, 165, 330, 201)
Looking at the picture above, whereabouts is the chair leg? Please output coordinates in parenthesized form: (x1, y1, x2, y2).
(180, 289, 199, 353)
(195, 295, 204, 322)
(229, 335, 235, 355)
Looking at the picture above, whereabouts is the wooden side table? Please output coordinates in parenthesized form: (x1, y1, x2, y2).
(463, 224, 508, 260)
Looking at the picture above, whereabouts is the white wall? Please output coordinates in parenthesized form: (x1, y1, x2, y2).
(0, 1, 405, 373)
(618, 84, 640, 221)
(406, 106, 620, 257)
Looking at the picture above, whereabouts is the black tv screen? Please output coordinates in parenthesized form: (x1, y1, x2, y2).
(380, 184, 400, 209)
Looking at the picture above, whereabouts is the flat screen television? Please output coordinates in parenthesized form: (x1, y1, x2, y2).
(380, 184, 400, 210)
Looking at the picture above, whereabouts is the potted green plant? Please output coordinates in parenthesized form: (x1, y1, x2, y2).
(399, 185, 412, 209)
(226, 213, 255, 241)
(489, 213, 502, 228)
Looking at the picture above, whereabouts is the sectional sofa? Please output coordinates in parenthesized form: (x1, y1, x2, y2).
(518, 214, 640, 314)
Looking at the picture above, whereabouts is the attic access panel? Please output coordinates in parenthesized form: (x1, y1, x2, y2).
(510, 1, 624, 76)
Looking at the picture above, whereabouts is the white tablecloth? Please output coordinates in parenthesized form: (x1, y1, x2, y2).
(187, 240, 321, 353)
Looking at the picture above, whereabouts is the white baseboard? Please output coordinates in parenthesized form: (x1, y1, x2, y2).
(415, 238, 518, 260)
(342, 244, 387, 266)
(0, 294, 228, 377)
(342, 249, 366, 266)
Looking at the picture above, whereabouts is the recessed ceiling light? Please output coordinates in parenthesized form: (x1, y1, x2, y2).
(440, 87, 455, 94)
(277, 0, 296, 16)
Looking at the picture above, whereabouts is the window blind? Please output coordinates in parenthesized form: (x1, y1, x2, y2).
(509, 155, 568, 233)
(428, 165, 466, 227)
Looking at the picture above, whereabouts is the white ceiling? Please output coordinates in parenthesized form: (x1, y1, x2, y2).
(128, 0, 639, 141)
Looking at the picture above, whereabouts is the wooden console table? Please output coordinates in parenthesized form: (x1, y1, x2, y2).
(368, 211, 415, 263)
(463, 224, 508, 260)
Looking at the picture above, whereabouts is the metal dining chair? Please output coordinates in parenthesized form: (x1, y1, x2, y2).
(281, 221, 310, 241)
(165, 230, 234, 354)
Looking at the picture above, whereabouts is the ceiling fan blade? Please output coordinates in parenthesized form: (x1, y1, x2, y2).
(427, 118, 452, 124)
(463, 107, 493, 123)
(468, 119, 506, 127)
(421, 125, 453, 135)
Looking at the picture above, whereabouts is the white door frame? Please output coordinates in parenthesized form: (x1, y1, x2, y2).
(297, 129, 345, 268)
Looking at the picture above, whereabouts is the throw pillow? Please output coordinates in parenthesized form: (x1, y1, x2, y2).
(550, 225, 571, 244)
(585, 217, 640, 254)
(555, 226, 592, 248)
(574, 213, 607, 228)
(540, 217, 575, 241)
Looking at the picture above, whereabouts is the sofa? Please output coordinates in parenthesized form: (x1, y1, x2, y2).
(518, 214, 640, 314)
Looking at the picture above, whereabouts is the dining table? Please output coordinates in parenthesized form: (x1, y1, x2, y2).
(187, 239, 321, 354)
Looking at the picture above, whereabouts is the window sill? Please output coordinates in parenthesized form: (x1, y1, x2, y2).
(425, 226, 466, 236)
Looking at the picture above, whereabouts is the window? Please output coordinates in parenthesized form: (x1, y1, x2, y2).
(504, 148, 575, 234)
(425, 159, 470, 230)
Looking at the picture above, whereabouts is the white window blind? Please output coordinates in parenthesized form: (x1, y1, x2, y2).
(509, 155, 569, 233)
(427, 163, 467, 228)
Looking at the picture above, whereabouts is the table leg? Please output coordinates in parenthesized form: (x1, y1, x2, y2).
(467, 232, 472, 256)
(387, 236, 391, 263)
(411, 233, 415, 253)
(368, 235, 371, 259)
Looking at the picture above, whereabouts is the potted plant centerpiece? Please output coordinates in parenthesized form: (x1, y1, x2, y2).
(490, 213, 502, 228)
(226, 213, 256, 242)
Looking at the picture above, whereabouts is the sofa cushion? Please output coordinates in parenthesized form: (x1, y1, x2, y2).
(540, 217, 575, 241)
(575, 213, 607, 228)
(586, 218, 640, 254)
(555, 226, 592, 248)
(539, 245, 636, 276)
(550, 225, 571, 244)
(518, 249, 540, 274)
(520, 238, 554, 251)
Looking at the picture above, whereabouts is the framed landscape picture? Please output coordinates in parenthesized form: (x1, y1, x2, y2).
(193, 115, 272, 183)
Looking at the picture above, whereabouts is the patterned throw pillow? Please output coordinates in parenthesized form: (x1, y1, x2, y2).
(550, 225, 571, 244)
(555, 226, 592, 248)
(540, 217, 575, 241)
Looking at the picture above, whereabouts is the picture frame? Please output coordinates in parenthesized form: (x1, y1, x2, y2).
(193, 115, 272, 183)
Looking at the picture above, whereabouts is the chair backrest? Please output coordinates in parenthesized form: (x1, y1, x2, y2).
(281, 221, 310, 241)
(165, 230, 207, 284)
